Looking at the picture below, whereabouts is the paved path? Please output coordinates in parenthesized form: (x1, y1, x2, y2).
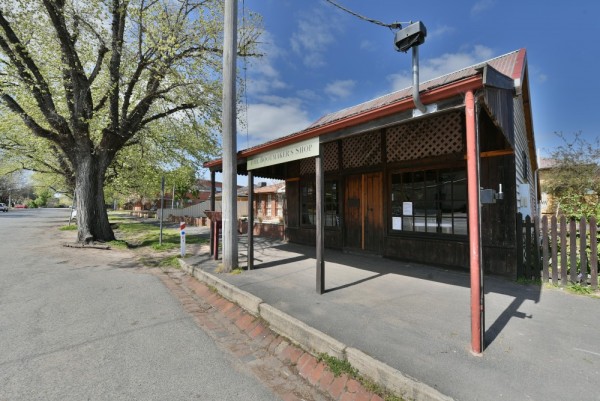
(192, 236, 600, 401)
(0, 209, 283, 400)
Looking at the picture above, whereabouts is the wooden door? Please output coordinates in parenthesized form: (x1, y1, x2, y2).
(364, 172, 383, 252)
(344, 175, 362, 249)
(344, 173, 383, 252)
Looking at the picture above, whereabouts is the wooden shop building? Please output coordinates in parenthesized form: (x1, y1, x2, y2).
(206, 48, 538, 282)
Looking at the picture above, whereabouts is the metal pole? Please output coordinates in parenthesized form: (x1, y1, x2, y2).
(221, 0, 238, 271)
(159, 176, 165, 246)
(171, 185, 175, 209)
(466, 90, 483, 355)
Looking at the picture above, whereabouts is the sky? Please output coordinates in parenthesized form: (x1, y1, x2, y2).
(232, 0, 600, 159)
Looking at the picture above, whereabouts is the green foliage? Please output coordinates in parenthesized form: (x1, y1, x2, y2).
(0, 0, 262, 241)
(543, 132, 600, 219)
(59, 225, 78, 231)
(33, 187, 52, 207)
(158, 255, 181, 269)
(316, 353, 404, 401)
(317, 353, 357, 378)
(109, 215, 207, 250)
(566, 283, 598, 297)
(107, 240, 129, 250)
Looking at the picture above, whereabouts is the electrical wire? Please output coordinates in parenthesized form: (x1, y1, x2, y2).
(241, 0, 250, 150)
(323, 0, 408, 30)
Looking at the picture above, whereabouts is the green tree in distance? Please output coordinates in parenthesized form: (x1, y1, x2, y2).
(0, 0, 260, 243)
(543, 132, 600, 219)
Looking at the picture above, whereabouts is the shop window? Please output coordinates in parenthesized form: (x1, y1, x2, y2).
(390, 168, 467, 235)
(301, 180, 340, 227)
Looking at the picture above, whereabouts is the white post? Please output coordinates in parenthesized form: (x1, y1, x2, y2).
(180, 220, 186, 258)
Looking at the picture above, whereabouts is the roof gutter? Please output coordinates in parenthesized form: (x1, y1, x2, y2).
(205, 75, 484, 169)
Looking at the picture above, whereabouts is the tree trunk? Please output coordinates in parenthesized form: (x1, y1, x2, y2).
(74, 152, 115, 243)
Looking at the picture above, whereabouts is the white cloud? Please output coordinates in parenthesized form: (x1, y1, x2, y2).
(324, 80, 356, 99)
(471, 0, 495, 15)
(529, 65, 548, 84)
(387, 45, 495, 92)
(360, 39, 374, 50)
(290, 8, 342, 68)
(245, 30, 288, 95)
(428, 25, 456, 39)
(296, 89, 320, 101)
(240, 98, 313, 147)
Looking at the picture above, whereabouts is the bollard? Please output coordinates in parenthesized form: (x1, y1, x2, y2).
(180, 220, 186, 258)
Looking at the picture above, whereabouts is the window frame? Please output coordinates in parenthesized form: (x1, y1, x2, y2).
(300, 178, 340, 229)
(388, 166, 468, 238)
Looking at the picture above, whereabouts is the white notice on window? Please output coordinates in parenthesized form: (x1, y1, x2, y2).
(392, 217, 402, 230)
(403, 202, 413, 216)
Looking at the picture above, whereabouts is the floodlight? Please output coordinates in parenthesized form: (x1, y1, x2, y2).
(394, 21, 427, 52)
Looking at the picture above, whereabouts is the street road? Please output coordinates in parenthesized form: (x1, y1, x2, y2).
(0, 208, 280, 400)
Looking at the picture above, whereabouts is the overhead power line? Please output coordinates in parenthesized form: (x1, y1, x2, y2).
(323, 0, 408, 30)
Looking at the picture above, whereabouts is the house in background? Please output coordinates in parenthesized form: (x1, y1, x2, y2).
(252, 182, 286, 222)
(206, 48, 538, 279)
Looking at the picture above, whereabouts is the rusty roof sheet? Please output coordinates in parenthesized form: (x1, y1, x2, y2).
(307, 49, 522, 131)
(208, 49, 526, 167)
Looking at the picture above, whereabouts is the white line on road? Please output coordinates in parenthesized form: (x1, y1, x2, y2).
(574, 348, 600, 357)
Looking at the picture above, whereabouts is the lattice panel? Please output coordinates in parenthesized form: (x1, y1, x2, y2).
(323, 141, 339, 171)
(300, 157, 315, 175)
(342, 132, 381, 169)
(386, 111, 463, 162)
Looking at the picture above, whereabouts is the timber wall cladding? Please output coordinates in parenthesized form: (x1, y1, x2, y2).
(386, 110, 463, 162)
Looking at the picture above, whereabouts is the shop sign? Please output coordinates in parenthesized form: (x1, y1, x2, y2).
(247, 137, 319, 170)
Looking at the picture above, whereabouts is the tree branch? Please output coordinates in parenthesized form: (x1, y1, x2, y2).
(0, 11, 71, 135)
(0, 94, 57, 142)
(139, 103, 197, 128)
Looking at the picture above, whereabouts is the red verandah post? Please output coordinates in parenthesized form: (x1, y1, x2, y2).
(466, 90, 483, 355)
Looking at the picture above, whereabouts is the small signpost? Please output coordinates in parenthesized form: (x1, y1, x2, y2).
(204, 211, 222, 260)
(180, 220, 186, 257)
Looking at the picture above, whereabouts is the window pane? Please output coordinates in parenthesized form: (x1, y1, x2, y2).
(390, 167, 467, 235)
(325, 181, 339, 227)
(301, 182, 315, 225)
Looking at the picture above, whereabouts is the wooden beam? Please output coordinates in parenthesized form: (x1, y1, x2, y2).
(463, 149, 514, 160)
(209, 170, 216, 256)
(480, 149, 514, 158)
(466, 90, 484, 355)
(316, 152, 325, 294)
(361, 174, 365, 250)
(247, 170, 254, 270)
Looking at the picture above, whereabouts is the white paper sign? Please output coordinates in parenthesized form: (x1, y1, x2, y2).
(402, 202, 413, 216)
(392, 217, 402, 230)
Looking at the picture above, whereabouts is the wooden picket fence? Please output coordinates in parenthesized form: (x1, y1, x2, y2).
(517, 213, 599, 289)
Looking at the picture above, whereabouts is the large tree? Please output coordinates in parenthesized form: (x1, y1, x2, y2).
(0, 0, 259, 243)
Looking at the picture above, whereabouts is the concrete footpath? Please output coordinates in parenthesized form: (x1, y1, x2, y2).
(181, 237, 600, 401)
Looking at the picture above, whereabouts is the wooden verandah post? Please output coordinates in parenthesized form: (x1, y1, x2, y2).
(316, 149, 325, 294)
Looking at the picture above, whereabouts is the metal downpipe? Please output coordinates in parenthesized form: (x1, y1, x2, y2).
(412, 46, 427, 114)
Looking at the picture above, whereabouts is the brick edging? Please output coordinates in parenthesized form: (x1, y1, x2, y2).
(178, 259, 453, 401)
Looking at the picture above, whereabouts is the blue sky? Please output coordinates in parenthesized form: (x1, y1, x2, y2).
(235, 0, 599, 157)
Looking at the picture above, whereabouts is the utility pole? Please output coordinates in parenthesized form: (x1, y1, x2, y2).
(221, 0, 238, 271)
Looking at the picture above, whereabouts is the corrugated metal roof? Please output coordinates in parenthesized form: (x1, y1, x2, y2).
(208, 49, 526, 167)
(306, 49, 522, 131)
